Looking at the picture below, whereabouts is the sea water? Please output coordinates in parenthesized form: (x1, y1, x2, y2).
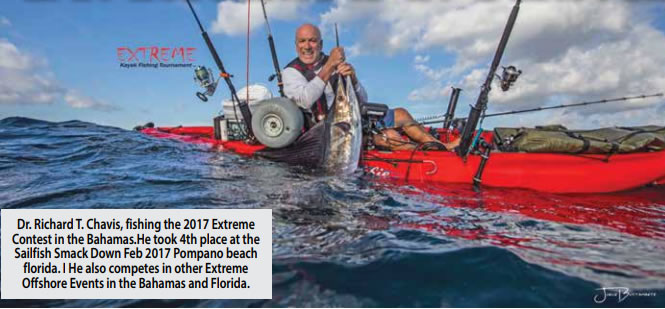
(1, 116, 664, 307)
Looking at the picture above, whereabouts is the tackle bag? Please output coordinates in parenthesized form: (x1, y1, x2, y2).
(494, 125, 665, 154)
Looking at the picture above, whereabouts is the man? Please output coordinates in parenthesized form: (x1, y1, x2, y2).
(283, 23, 458, 151)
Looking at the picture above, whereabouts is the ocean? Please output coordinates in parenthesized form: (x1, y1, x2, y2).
(1, 116, 664, 307)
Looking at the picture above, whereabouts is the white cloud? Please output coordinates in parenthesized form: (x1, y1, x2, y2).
(211, 0, 312, 36)
(407, 81, 451, 102)
(411, 54, 450, 82)
(321, 0, 451, 55)
(0, 38, 32, 70)
(64, 90, 118, 111)
(0, 17, 10, 27)
(0, 37, 118, 112)
(319, 0, 665, 127)
(0, 38, 63, 105)
(0, 69, 62, 105)
(488, 22, 665, 112)
(414, 55, 429, 64)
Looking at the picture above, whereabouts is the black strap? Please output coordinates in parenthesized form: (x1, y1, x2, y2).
(565, 132, 591, 154)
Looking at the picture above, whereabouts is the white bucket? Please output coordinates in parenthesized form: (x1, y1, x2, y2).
(221, 84, 273, 121)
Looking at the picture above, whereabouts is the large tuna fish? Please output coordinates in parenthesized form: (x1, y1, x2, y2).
(322, 75, 363, 175)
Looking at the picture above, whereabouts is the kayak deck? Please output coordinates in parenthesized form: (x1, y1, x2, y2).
(141, 126, 665, 193)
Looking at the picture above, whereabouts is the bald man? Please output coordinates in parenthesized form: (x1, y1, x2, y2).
(283, 23, 458, 151)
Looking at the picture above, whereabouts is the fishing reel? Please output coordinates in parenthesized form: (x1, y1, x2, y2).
(193, 66, 219, 102)
(496, 65, 522, 92)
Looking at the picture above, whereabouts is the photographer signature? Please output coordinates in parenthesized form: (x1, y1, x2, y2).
(594, 287, 630, 303)
(593, 287, 658, 303)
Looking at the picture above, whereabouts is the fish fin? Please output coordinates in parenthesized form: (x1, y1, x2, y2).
(256, 121, 329, 168)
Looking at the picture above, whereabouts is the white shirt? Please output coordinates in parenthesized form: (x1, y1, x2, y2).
(282, 65, 368, 110)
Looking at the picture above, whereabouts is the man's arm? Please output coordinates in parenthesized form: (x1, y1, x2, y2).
(282, 67, 326, 109)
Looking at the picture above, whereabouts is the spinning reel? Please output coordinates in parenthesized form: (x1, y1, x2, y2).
(193, 66, 219, 102)
(496, 65, 522, 92)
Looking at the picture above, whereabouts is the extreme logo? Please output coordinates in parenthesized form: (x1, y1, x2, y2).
(117, 46, 195, 69)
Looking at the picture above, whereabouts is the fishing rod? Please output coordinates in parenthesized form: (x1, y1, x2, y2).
(259, 0, 285, 97)
(185, 0, 255, 140)
(335, 23, 340, 47)
(457, 0, 521, 158)
(419, 93, 664, 125)
(334, 23, 346, 89)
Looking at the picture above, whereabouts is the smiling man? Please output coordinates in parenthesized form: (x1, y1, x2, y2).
(282, 23, 458, 151)
(282, 23, 359, 126)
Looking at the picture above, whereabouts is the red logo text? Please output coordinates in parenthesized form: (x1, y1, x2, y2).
(117, 47, 195, 63)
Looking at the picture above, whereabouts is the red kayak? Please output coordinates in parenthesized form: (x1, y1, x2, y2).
(141, 126, 665, 193)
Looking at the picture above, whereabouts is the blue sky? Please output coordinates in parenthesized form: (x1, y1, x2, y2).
(1, 0, 664, 129)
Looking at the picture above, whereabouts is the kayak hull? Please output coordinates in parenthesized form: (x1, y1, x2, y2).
(141, 127, 265, 155)
(364, 149, 665, 193)
(141, 126, 665, 193)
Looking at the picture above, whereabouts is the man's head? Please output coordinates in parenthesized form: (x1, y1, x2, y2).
(295, 23, 322, 65)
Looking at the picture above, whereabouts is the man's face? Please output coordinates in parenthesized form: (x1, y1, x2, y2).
(296, 25, 322, 65)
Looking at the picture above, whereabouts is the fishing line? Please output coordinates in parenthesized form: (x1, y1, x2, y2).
(246, 0, 251, 104)
(417, 93, 664, 125)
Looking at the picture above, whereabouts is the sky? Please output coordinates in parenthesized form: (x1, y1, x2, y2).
(1, 0, 664, 130)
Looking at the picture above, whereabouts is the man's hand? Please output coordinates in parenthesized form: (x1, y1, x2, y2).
(328, 47, 345, 67)
(319, 47, 345, 83)
(337, 62, 358, 85)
